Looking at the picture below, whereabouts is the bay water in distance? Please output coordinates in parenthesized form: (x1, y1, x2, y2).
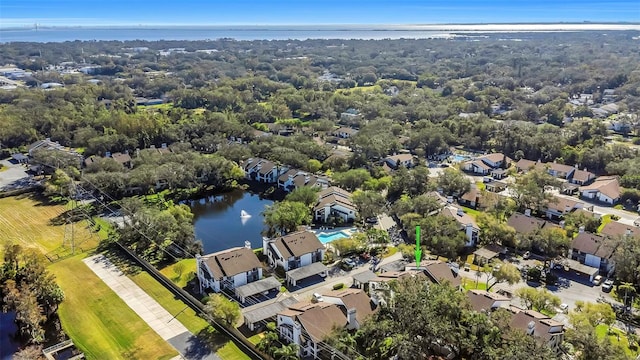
(1, 24, 638, 43)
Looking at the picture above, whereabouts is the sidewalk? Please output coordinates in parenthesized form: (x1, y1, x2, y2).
(84, 254, 219, 360)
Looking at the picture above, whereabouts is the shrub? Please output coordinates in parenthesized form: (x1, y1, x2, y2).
(333, 283, 345, 290)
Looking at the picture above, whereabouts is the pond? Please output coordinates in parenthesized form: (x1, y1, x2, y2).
(188, 189, 273, 254)
(0, 311, 19, 358)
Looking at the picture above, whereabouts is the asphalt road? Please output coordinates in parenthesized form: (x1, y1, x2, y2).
(0, 159, 31, 191)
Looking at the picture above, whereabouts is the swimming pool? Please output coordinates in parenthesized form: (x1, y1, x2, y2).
(451, 154, 471, 163)
(314, 228, 357, 244)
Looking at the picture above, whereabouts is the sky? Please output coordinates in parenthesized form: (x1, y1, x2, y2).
(1, 0, 639, 27)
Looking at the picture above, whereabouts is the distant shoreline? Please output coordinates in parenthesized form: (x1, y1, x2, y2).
(2, 22, 640, 31)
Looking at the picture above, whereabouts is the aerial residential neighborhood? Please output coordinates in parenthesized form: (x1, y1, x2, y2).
(1, 7, 640, 360)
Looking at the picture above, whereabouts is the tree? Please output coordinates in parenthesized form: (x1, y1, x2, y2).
(256, 330, 279, 356)
(352, 190, 385, 222)
(571, 301, 616, 329)
(483, 262, 521, 290)
(204, 294, 241, 327)
(515, 287, 561, 313)
(522, 227, 570, 259)
(332, 169, 372, 191)
(510, 168, 559, 212)
(263, 200, 311, 236)
(273, 343, 299, 360)
(613, 235, 640, 287)
(436, 168, 471, 196)
(284, 186, 319, 207)
(477, 213, 516, 247)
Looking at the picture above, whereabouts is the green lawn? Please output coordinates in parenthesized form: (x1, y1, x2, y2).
(0, 196, 177, 360)
(461, 206, 481, 218)
(461, 278, 488, 291)
(129, 271, 209, 334)
(595, 324, 639, 357)
(50, 256, 178, 360)
(159, 258, 197, 288)
(597, 214, 613, 233)
(129, 270, 252, 360)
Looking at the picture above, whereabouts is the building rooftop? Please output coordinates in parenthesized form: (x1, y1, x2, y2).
(234, 277, 281, 299)
(286, 262, 329, 281)
(272, 231, 324, 258)
(507, 213, 547, 234)
(599, 221, 640, 238)
(322, 288, 376, 324)
(201, 247, 262, 280)
(580, 176, 621, 200)
(467, 289, 510, 312)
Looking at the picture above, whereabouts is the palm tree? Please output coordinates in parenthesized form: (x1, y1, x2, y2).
(256, 331, 279, 356)
(273, 343, 299, 360)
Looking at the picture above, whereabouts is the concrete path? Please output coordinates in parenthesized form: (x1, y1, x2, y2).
(84, 255, 220, 360)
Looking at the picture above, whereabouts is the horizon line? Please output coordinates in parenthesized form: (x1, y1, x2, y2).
(2, 21, 640, 31)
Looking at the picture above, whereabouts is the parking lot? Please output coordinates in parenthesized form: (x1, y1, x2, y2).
(0, 159, 35, 191)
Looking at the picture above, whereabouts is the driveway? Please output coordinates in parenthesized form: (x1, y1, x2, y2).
(552, 191, 640, 225)
(0, 159, 31, 191)
(292, 252, 403, 300)
(84, 255, 220, 360)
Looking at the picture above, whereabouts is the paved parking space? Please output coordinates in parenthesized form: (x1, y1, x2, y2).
(0, 159, 31, 190)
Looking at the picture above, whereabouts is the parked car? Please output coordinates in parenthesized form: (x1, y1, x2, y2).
(340, 258, 356, 270)
(559, 303, 569, 313)
(522, 251, 530, 259)
(312, 293, 323, 302)
(593, 275, 603, 286)
(602, 279, 614, 292)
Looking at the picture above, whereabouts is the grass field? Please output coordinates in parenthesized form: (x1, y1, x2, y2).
(0, 195, 178, 360)
(595, 324, 639, 357)
(50, 257, 178, 360)
(461, 278, 488, 291)
(461, 206, 481, 219)
(129, 270, 250, 360)
(159, 258, 197, 288)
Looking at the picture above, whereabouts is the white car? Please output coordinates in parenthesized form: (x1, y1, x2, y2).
(559, 303, 569, 313)
(592, 275, 603, 286)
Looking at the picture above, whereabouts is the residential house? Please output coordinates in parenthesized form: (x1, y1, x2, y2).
(321, 288, 376, 330)
(602, 89, 616, 103)
(368, 270, 426, 306)
(242, 158, 289, 184)
(545, 162, 575, 180)
(491, 168, 507, 180)
(28, 138, 65, 156)
(478, 153, 509, 168)
(580, 177, 621, 204)
(458, 187, 480, 208)
(599, 221, 640, 239)
(466, 289, 510, 313)
(385, 154, 415, 169)
(196, 245, 263, 293)
(313, 187, 357, 223)
(508, 307, 565, 354)
(569, 232, 616, 274)
(507, 212, 548, 235)
(570, 169, 596, 185)
(485, 180, 508, 193)
(332, 127, 358, 139)
(277, 302, 348, 359)
(515, 159, 539, 173)
(420, 260, 462, 288)
(462, 159, 492, 175)
(440, 205, 480, 247)
(278, 169, 330, 193)
(425, 191, 450, 208)
(542, 196, 587, 220)
(111, 152, 132, 168)
(263, 231, 327, 286)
